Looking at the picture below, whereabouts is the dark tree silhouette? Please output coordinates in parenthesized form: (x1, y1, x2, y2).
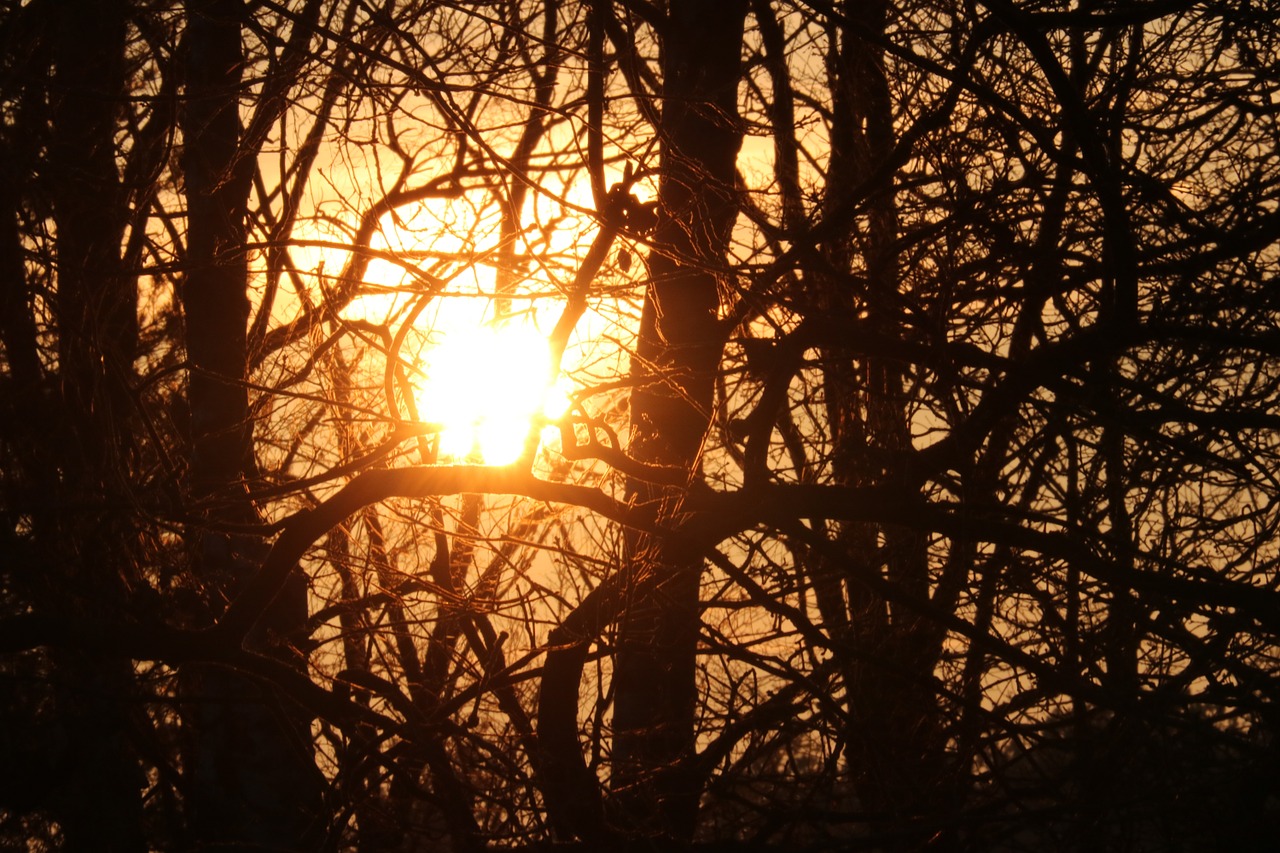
(2, 1, 1278, 851)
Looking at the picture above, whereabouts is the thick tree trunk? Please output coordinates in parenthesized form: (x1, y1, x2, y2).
(179, 1, 321, 847)
(609, 0, 748, 839)
(44, 2, 148, 848)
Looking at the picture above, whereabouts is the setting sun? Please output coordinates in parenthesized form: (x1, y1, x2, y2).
(416, 321, 569, 465)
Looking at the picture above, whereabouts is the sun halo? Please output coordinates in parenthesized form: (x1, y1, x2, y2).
(416, 321, 570, 466)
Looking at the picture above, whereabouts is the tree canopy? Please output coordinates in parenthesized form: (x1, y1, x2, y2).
(2, 0, 1279, 850)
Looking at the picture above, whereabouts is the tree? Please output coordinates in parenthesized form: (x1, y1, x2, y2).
(2, 0, 1279, 850)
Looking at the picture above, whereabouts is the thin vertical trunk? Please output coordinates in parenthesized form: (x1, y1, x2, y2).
(610, 0, 747, 839)
(181, 0, 253, 507)
(816, 1, 954, 844)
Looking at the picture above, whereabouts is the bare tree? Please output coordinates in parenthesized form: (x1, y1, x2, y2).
(2, 1, 1279, 851)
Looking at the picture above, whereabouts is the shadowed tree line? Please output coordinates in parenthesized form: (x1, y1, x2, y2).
(2, 0, 1278, 850)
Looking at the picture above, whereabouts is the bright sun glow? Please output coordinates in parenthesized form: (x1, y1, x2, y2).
(417, 322, 570, 465)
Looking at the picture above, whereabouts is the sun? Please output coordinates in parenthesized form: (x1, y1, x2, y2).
(416, 320, 569, 465)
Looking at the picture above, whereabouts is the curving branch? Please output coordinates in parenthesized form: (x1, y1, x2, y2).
(215, 466, 634, 643)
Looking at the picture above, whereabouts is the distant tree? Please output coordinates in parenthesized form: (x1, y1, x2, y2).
(2, 1, 1278, 851)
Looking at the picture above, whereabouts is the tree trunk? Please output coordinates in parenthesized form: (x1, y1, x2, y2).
(44, 2, 148, 848)
(817, 1, 955, 845)
(179, 1, 321, 847)
(610, 0, 748, 839)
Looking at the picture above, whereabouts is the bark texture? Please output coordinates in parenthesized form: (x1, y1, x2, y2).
(610, 0, 749, 839)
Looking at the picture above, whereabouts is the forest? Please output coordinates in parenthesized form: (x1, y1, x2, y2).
(2, 0, 1278, 850)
